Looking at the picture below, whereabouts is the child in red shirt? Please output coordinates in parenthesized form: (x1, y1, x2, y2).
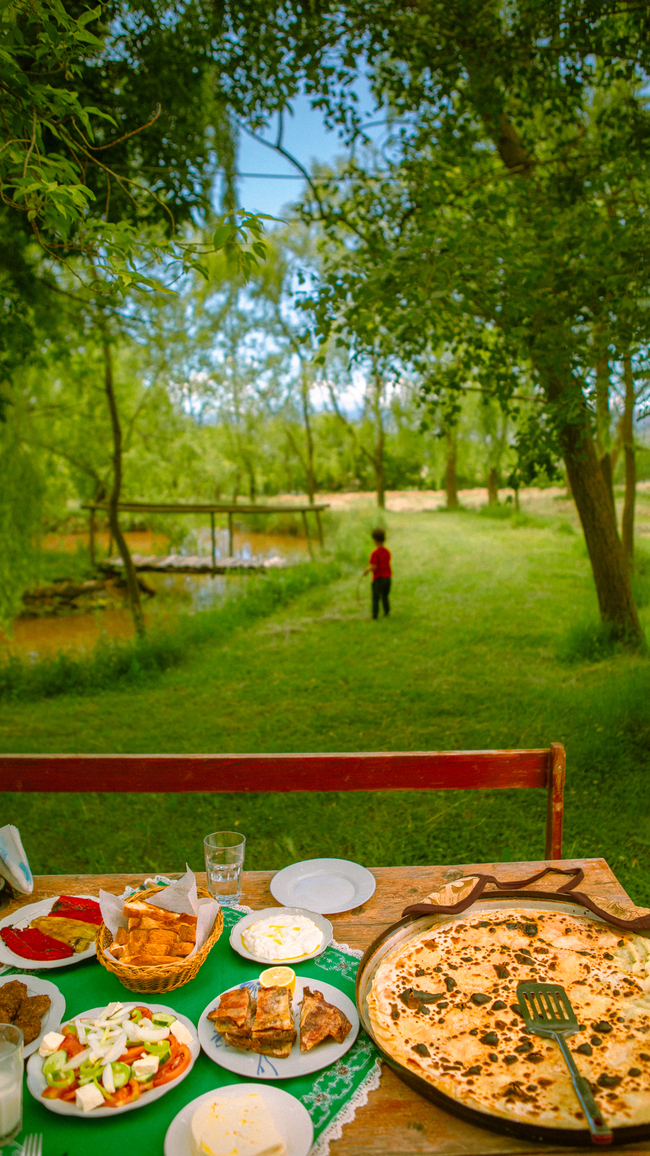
(363, 527, 392, 618)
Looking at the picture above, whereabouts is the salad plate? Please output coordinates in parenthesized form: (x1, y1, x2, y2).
(0, 974, 65, 1058)
(270, 858, 376, 914)
(26, 1001, 199, 1117)
(0, 894, 99, 970)
(164, 1083, 313, 1156)
(229, 906, 333, 965)
(198, 976, 359, 1080)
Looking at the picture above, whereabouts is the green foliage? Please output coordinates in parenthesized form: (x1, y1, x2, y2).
(0, 560, 340, 700)
(1, 1, 269, 293)
(0, 432, 43, 630)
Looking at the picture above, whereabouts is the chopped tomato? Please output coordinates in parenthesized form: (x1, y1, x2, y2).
(60, 1034, 85, 1058)
(131, 1005, 152, 1020)
(103, 1078, 141, 1108)
(118, 1045, 147, 1064)
(152, 1044, 191, 1086)
(59, 1085, 79, 1102)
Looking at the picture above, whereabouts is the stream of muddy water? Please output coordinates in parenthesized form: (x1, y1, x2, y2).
(5, 528, 310, 658)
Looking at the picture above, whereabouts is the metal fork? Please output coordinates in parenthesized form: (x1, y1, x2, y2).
(517, 982, 613, 1145)
(21, 1135, 43, 1156)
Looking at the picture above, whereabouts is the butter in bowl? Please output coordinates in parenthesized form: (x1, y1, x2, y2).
(229, 907, 333, 965)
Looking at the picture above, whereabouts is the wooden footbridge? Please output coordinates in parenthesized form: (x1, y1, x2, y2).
(83, 500, 329, 572)
(102, 552, 286, 576)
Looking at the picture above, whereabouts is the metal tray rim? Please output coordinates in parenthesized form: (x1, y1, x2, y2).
(356, 893, 650, 1146)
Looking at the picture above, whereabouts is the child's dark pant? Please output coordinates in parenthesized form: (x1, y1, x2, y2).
(372, 577, 391, 618)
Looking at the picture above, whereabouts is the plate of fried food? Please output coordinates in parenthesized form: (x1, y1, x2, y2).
(198, 976, 359, 1080)
(0, 894, 101, 969)
(0, 975, 65, 1057)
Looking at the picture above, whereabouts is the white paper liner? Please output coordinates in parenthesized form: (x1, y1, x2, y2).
(99, 865, 220, 963)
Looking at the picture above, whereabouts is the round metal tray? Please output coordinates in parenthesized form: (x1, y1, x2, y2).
(355, 892, 650, 1147)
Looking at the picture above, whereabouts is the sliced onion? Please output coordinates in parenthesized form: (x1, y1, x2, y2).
(135, 1023, 170, 1042)
(102, 1063, 115, 1094)
(122, 1020, 143, 1043)
(61, 1048, 93, 1070)
(102, 1030, 127, 1067)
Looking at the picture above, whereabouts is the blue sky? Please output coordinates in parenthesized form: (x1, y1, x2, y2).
(221, 79, 382, 220)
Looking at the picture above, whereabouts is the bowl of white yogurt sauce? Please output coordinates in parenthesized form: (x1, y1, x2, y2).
(229, 907, 333, 965)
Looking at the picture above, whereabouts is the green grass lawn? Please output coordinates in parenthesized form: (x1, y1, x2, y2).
(3, 508, 650, 902)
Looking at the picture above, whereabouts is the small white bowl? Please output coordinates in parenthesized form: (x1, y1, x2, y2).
(229, 906, 333, 965)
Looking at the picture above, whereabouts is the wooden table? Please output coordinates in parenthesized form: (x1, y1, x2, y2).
(5, 858, 649, 1155)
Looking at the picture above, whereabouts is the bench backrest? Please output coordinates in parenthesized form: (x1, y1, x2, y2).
(0, 745, 566, 859)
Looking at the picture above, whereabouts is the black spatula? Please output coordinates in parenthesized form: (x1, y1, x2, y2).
(516, 982, 613, 1145)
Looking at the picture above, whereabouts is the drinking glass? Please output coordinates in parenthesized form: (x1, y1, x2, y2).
(0, 1024, 23, 1147)
(204, 831, 246, 905)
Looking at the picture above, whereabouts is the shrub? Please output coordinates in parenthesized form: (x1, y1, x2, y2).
(0, 561, 342, 701)
(558, 618, 645, 663)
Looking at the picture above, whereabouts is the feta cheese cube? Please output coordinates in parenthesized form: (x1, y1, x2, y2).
(132, 1054, 159, 1082)
(169, 1019, 193, 1047)
(38, 1031, 66, 1057)
(75, 1083, 105, 1112)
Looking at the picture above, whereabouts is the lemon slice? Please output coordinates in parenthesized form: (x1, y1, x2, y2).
(259, 966, 296, 994)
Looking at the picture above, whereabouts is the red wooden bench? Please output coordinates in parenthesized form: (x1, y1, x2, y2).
(1, 745, 566, 859)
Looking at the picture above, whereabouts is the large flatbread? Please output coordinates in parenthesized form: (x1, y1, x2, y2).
(367, 907, 650, 1131)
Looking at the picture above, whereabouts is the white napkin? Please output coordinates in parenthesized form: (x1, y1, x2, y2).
(99, 865, 219, 962)
(0, 825, 33, 896)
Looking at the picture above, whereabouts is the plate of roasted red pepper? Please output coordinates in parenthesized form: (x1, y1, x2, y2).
(0, 894, 102, 969)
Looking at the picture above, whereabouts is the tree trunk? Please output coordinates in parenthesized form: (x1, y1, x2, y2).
(445, 428, 458, 508)
(561, 409, 641, 640)
(621, 357, 636, 569)
(246, 461, 256, 502)
(370, 369, 386, 509)
(594, 352, 615, 512)
(101, 323, 145, 638)
(375, 424, 386, 509)
(487, 467, 499, 505)
(301, 380, 316, 505)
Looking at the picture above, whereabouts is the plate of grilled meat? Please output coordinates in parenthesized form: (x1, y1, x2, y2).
(0, 974, 64, 1057)
(198, 978, 359, 1079)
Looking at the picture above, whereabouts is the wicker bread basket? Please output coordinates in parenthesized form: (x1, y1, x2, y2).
(95, 885, 223, 994)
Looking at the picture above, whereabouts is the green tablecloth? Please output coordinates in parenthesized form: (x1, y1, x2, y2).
(10, 905, 380, 1156)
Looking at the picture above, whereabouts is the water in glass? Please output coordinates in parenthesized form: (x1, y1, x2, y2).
(204, 831, 246, 906)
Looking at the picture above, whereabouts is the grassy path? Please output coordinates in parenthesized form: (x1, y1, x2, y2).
(3, 510, 650, 900)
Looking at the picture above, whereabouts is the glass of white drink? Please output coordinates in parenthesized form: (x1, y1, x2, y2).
(0, 1024, 23, 1146)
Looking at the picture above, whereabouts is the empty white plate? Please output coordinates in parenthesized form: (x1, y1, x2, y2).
(270, 858, 376, 914)
(164, 1084, 313, 1156)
